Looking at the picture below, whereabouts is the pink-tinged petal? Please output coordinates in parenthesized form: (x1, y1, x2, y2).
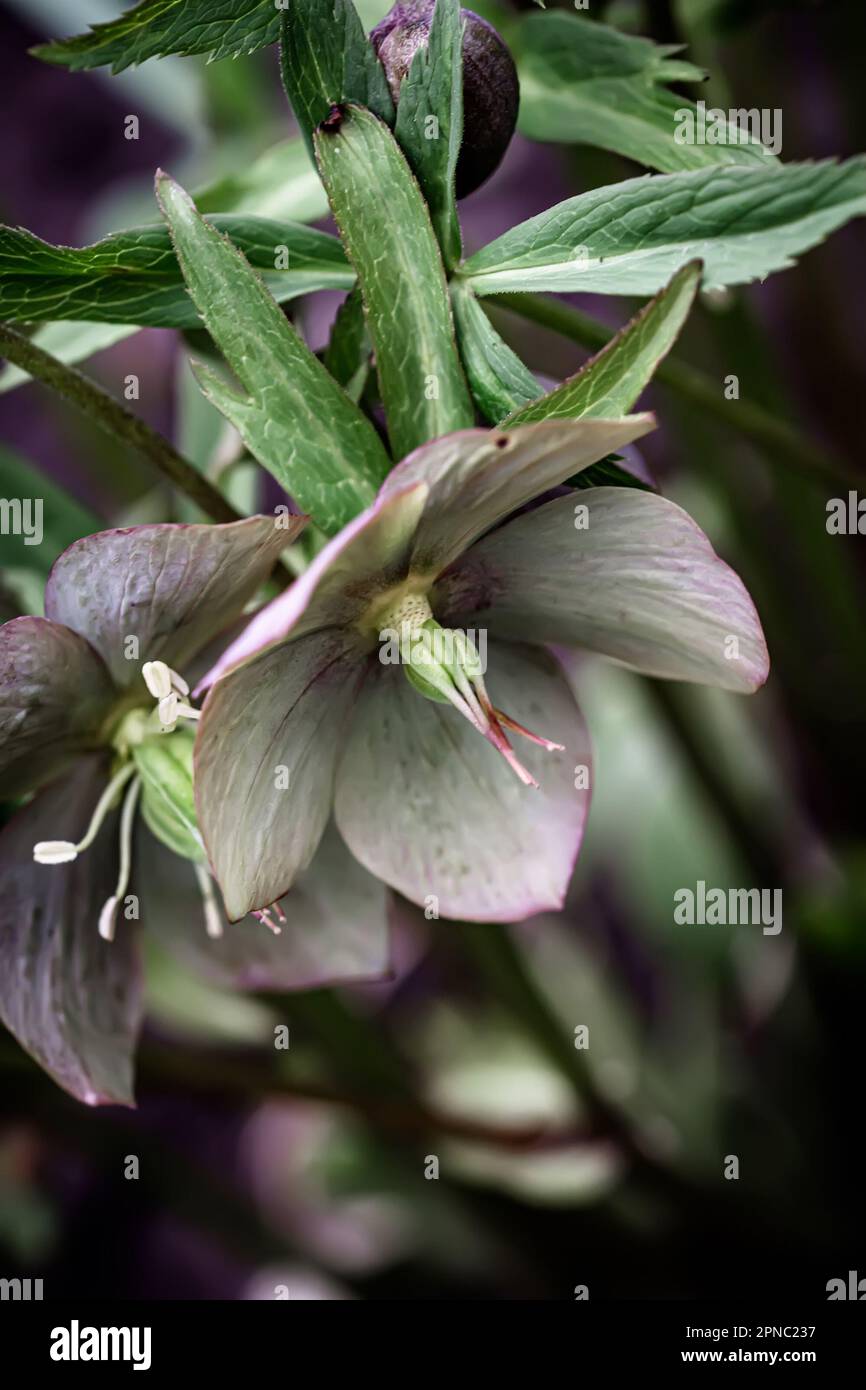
(335, 642, 591, 922)
(379, 417, 655, 577)
(0, 756, 142, 1106)
(139, 820, 390, 991)
(44, 514, 304, 689)
(195, 627, 369, 922)
(436, 488, 769, 693)
(197, 485, 427, 694)
(0, 616, 115, 798)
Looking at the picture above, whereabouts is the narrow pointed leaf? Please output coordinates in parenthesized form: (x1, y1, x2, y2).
(33, 0, 284, 72)
(451, 282, 541, 423)
(279, 0, 394, 161)
(515, 11, 774, 173)
(461, 159, 866, 297)
(392, 0, 463, 269)
(315, 103, 474, 459)
(0, 217, 353, 328)
(156, 174, 391, 534)
(505, 261, 701, 425)
(323, 286, 371, 394)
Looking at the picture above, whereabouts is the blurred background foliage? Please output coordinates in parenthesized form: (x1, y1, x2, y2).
(1, 0, 865, 1299)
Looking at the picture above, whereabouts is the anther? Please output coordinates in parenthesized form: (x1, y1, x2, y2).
(34, 761, 137, 865)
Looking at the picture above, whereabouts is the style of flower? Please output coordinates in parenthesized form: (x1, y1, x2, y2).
(0, 517, 389, 1106)
(194, 418, 769, 926)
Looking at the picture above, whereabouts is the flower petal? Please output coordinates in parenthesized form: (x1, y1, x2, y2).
(197, 485, 427, 693)
(139, 820, 390, 991)
(379, 417, 655, 577)
(335, 642, 591, 922)
(44, 515, 303, 688)
(0, 756, 142, 1106)
(0, 616, 115, 798)
(436, 488, 769, 692)
(195, 627, 368, 921)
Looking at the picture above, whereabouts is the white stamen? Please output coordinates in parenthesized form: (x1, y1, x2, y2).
(158, 691, 179, 728)
(142, 660, 172, 700)
(33, 840, 79, 865)
(194, 861, 224, 939)
(98, 895, 119, 942)
(97, 776, 141, 943)
(168, 667, 189, 697)
(33, 761, 136, 866)
(174, 702, 201, 722)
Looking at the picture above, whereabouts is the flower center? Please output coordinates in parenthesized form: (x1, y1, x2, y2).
(32, 659, 222, 943)
(373, 592, 564, 787)
(142, 660, 202, 733)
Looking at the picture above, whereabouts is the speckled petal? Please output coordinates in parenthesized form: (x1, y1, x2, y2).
(436, 488, 769, 692)
(335, 642, 591, 921)
(0, 616, 115, 798)
(44, 514, 303, 688)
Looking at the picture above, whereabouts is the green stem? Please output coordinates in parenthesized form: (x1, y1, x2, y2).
(490, 294, 859, 489)
(136, 1036, 594, 1150)
(0, 322, 242, 526)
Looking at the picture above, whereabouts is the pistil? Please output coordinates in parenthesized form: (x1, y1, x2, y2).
(374, 593, 564, 786)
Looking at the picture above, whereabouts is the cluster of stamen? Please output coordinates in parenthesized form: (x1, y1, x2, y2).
(31, 659, 224, 944)
(142, 660, 201, 732)
(374, 591, 564, 787)
(252, 902, 287, 935)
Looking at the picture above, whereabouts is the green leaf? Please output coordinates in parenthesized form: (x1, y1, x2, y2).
(0, 443, 102, 574)
(156, 172, 390, 536)
(323, 286, 372, 402)
(461, 158, 866, 297)
(393, 0, 463, 269)
(0, 321, 139, 395)
(451, 281, 540, 424)
(33, 0, 283, 73)
(566, 454, 654, 494)
(514, 11, 774, 174)
(194, 137, 330, 224)
(314, 103, 474, 460)
(33, 0, 393, 72)
(0, 217, 354, 328)
(279, 0, 394, 160)
(504, 261, 701, 425)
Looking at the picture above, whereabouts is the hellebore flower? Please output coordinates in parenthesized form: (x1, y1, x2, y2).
(0, 517, 390, 1106)
(195, 419, 769, 926)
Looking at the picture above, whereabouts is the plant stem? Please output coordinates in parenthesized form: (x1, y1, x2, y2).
(490, 294, 860, 489)
(0, 322, 242, 526)
(136, 1037, 595, 1151)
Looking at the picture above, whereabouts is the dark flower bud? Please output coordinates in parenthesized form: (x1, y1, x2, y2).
(370, 0, 519, 198)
